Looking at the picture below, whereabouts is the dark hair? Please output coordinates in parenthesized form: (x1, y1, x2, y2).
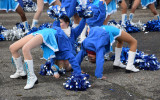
(59, 15, 70, 24)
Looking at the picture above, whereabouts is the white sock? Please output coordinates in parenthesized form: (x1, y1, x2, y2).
(22, 21, 29, 32)
(129, 13, 134, 21)
(122, 14, 127, 24)
(31, 19, 38, 28)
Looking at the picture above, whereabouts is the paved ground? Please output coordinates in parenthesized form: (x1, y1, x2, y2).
(0, 6, 160, 100)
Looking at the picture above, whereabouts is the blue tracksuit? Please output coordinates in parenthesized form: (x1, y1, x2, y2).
(32, 27, 82, 75)
(53, 19, 86, 55)
(76, 25, 121, 78)
(68, 18, 86, 55)
(52, 26, 82, 75)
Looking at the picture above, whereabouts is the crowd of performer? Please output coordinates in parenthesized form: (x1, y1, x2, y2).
(0, 0, 159, 90)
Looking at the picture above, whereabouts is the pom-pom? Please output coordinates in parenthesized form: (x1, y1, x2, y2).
(63, 73, 91, 91)
(110, 47, 160, 71)
(23, 0, 37, 12)
(47, 5, 67, 20)
(76, 5, 93, 18)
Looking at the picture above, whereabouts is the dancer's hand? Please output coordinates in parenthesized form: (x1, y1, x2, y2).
(98, 76, 107, 80)
(54, 72, 60, 79)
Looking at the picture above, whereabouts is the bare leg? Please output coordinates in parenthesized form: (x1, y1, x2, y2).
(31, 0, 44, 27)
(103, 0, 112, 25)
(16, 5, 27, 22)
(116, 31, 139, 72)
(130, 0, 141, 13)
(33, 0, 44, 20)
(148, 3, 158, 15)
(9, 34, 34, 58)
(121, 0, 127, 14)
(103, 15, 111, 25)
(121, 0, 127, 25)
(116, 31, 137, 52)
(22, 35, 43, 60)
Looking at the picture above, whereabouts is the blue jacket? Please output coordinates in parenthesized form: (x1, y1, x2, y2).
(50, 26, 82, 75)
(69, 18, 86, 55)
(53, 18, 86, 55)
(86, 0, 106, 27)
(76, 26, 110, 78)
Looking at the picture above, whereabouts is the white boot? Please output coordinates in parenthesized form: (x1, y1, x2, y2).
(113, 47, 126, 69)
(22, 21, 29, 33)
(129, 13, 135, 26)
(121, 14, 127, 26)
(10, 56, 27, 79)
(31, 19, 38, 28)
(126, 51, 140, 73)
(24, 60, 38, 90)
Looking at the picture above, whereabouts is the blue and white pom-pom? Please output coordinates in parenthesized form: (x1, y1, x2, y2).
(63, 73, 91, 91)
(76, 4, 93, 18)
(110, 47, 160, 71)
(27, 23, 52, 35)
(108, 20, 145, 33)
(145, 19, 160, 32)
(39, 60, 66, 76)
(47, 5, 67, 20)
(23, 0, 37, 12)
(1, 23, 28, 41)
(0, 25, 7, 41)
(120, 20, 141, 33)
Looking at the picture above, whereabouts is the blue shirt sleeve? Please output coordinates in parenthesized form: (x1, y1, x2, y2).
(66, 51, 82, 75)
(73, 18, 86, 39)
(95, 47, 105, 78)
(76, 43, 87, 66)
(97, 1, 106, 22)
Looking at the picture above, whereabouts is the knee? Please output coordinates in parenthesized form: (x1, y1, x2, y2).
(131, 38, 137, 46)
(22, 45, 30, 55)
(117, 40, 123, 45)
(9, 44, 16, 53)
